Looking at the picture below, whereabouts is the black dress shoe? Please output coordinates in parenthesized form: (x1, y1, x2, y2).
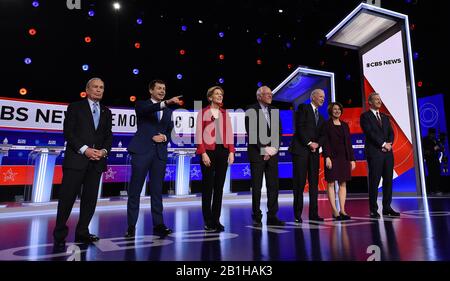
(382, 209, 401, 217)
(204, 224, 216, 231)
(75, 234, 100, 244)
(124, 226, 136, 238)
(153, 224, 173, 236)
(309, 216, 324, 222)
(332, 213, 342, 221)
(267, 217, 285, 226)
(252, 215, 262, 227)
(53, 240, 66, 249)
(370, 212, 381, 219)
(339, 212, 351, 220)
(252, 220, 262, 227)
(215, 222, 225, 232)
(295, 218, 303, 224)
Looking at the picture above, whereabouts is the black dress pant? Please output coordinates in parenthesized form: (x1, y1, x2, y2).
(292, 152, 320, 219)
(200, 145, 229, 226)
(425, 158, 441, 193)
(53, 163, 102, 242)
(250, 155, 279, 219)
(367, 152, 394, 213)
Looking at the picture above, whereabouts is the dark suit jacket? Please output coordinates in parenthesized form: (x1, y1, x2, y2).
(360, 110, 394, 158)
(322, 119, 355, 161)
(245, 103, 282, 163)
(422, 136, 440, 161)
(288, 103, 326, 156)
(127, 99, 174, 161)
(63, 99, 113, 173)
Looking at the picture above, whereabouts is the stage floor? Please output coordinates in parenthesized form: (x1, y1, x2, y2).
(0, 192, 449, 261)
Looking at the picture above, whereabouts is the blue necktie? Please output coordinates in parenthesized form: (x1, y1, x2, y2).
(156, 110, 161, 121)
(314, 108, 319, 125)
(92, 102, 100, 129)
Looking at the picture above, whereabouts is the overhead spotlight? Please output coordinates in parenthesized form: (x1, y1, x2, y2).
(179, 49, 186, 55)
(134, 42, 141, 49)
(113, 2, 121, 10)
(132, 68, 139, 75)
(218, 32, 224, 38)
(32, 1, 39, 8)
(136, 18, 143, 25)
(28, 28, 37, 36)
(345, 74, 351, 81)
(286, 42, 292, 48)
(19, 88, 28, 95)
(256, 38, 262, 44)
(417, 81, 423, 87)
(24, 58, 32, 65)
(278, 9, 283, 13)
(181, 25, 187, 31)
(198, 20, 203, 24)
(218, 78, 224, 84)
(84, 36, 92, 43)
(82, 64, 89, 71)
(177, 74, 183, 80)
(130, 96, 136, 102)
(219, 54, 224, 60)
(413, 52, 419, 60)
(88, 10, 95, 17)
(80, 91, 87, 98)
(257, 82, 263, 87)
(256, 59, 262, 65)
(287, 64, 293, 69)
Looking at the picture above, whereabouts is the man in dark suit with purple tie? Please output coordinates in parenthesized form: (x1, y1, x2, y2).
(124, 80, 182, 237)
(360, 92, 400, 219)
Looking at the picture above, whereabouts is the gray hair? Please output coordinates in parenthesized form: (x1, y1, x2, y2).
(310, 88, 324, 99)
(86, 77, 104, 89)
(368, 92, 380, 103)
(256, 86, 271, 97)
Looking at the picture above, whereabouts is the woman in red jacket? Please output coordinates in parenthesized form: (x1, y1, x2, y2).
(196, 86, 235, 231)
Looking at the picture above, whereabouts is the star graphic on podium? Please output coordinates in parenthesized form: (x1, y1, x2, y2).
(190, 166, 201, 178)
(165, 167, 174, 179)
(242, 165, 251, 177)
(104, 167, 117, 180)
(3, 168, 18, 182)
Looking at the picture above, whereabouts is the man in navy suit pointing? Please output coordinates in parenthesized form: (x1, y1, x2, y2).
(125, 79, 182, 237)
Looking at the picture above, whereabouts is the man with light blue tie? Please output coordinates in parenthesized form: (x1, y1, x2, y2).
(53, 77, 113, 249)
(125, 79, 182, 237)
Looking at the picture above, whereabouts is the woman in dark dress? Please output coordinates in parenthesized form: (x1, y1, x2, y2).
(323, 102, 356, 220)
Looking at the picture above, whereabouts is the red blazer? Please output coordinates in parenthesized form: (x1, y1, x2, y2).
(196, 106, 236, 154)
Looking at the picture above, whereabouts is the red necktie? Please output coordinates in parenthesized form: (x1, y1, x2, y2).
(376, 112, 382, 127)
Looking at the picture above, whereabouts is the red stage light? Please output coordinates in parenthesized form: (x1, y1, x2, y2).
(84, 36, 91, 43)
(28, 28, 37, 36)
(179, 49, 186, 55)
(19, 88, 28, 95)
(134, 42, 141, 49)
(130, 96, 136, 102)
(80, 91, 87, 98)
(219, 54, 224, 60)
(320, 60, 326, 66)
(287, 64, 292, 69)
(256, 59, 262, 65)
(410, 24, 416, 30)
(417, 81, 423, 87)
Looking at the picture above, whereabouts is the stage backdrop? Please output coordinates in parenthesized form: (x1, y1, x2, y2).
(362, 31, 417, 193)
